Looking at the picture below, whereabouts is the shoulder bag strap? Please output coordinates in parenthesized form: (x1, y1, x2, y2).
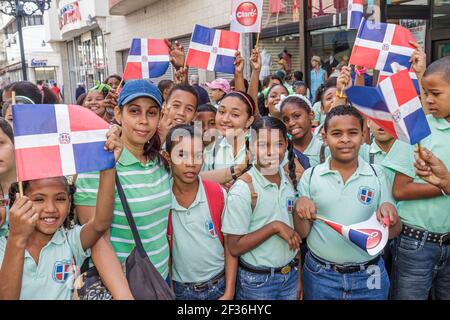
(115, 172, 147, 258)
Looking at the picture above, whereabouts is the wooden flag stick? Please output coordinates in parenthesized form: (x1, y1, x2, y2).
(255, 32, 261, 49)
(117, 79, 124, 92)
(417, 141, 424, 160)
(11, 91, 24, 197)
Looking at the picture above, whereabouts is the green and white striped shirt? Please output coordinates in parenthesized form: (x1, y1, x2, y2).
(74, 147, 171, 279)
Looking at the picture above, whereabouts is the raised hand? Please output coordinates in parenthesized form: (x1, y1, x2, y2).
(166, 39, 185, 70)
(174, 67, 189, 84)
(105, 125, 123, 162)
(250, 47, 261, 72)
(409, 41, 426, 78)
(8, 195, 39, 246)
(337, 66, 353, 92)
(234, 51, 245, 76)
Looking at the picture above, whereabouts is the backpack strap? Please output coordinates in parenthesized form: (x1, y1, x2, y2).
(320, 144, 326, 164)
(237, 173, 258, 212)
(369, 152, 375, 165)
(202, 180, 225, 246)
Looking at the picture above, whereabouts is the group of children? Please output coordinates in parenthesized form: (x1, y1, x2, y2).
(0, 40, 448, 300)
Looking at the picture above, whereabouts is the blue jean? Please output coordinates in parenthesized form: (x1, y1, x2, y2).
(302, 251, 390, 300)
(236, 264, 298, 300)
(391, 233, 450, 300)
(173, 275, 225, 300)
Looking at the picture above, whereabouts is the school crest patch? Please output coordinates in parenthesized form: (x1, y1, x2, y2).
(205, 219, 218, 239)
(52, 260, 73, 284)
(358, 187, 375, 205)
(286, 197, 295, 214)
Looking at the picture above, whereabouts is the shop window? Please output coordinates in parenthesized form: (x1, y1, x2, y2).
(258, 33, 301, 76)
(387, 19, 427, 47)
(35, 67, 56, 84)
(308, 0, 348, 19)
(387, 0, 428, 4)
(308, 26, 357, 77)
(433, 0, 450, 28)
(263, 0, 302, 29)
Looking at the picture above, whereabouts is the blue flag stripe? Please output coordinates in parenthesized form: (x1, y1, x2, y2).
(348, 229, 369, 251)
(73, 142, 115, 174)
(129, 39, 142, 56)
(148, 61, 170, 78)
(214, 55, 236, 74)
(346, 86, 390, 114)
(13, 104, 58, 137)
(358, 19, 387, 43)
(404, 109, 432, 145)
(192, 24, 215, 46)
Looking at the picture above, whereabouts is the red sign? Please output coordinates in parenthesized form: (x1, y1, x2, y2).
(59, 1, 81, 30)
(236, 2, 258, 27)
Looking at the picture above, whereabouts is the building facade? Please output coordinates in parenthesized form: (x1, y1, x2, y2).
(0, 13, 62, 88)
(303, 0, 450, 89)
(45, 0, 110, 103)
(106, 0, 306, 84)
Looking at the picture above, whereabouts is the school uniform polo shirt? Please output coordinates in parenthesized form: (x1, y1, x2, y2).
(0, 226, 89, 300)
(360, 140, 416, 191)
(390, 115, 450, 234)
(202, 137, 247, 171)
(201, 143, 215, 172)
(281, 135, 329, 169)
(74, 147, 172, 279)
(222, 166, 297, 268)
(171, 177, 226, 283)
(313, 123, 324, 142)
(303, 135, 329, 167)
(298, 157, 394, 264)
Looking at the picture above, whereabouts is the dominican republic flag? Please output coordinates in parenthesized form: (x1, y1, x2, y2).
(319, 212, 389, 256)
(349, 19, 416, 73)
(13, 104, 115, 181)
(378, 62, 420, 95)
(123, 38, 170, 80)
(186, 24, 240, 74)
(347, 69, 431, 145)
(347, 0, 364, 30)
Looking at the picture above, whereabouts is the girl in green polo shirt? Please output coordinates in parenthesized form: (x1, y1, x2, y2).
(75, 80, 173, 299)
(222, 116, 302, 300)
(0, 126, 122, 300)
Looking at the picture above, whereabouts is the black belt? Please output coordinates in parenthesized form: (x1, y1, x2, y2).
(187, 270, 225, 292)
(402, 225, 450, 247)
(310, 252, 381, 274)
(238, 259, 298, 275)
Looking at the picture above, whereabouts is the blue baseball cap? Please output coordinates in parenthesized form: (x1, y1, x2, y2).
(118, 79, 163, 108)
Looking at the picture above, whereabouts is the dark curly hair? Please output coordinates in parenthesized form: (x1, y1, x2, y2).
(8, 177, 76, 229)
(250, 116, 297, 190)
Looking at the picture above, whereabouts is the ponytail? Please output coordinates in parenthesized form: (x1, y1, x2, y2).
(287, 140, 298, 191)
(144, 133, 169, 171)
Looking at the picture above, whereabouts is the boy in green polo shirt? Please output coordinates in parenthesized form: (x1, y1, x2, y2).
(390, 55, 450, 300)
(296, 106, 401, 300)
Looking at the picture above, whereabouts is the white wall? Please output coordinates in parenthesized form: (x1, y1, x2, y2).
(106, 0, 231, 75)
